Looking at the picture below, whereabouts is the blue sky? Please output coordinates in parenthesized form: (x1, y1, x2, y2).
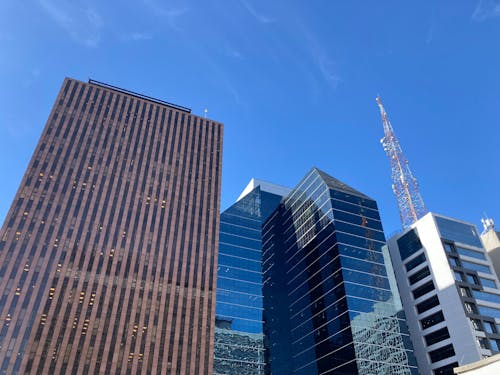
(1, 0, 499, 235)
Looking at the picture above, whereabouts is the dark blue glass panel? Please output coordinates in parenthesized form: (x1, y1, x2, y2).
(473, 291, 500, 305)
(461, 260, 491, 274)
(340, 256, 387, 276)
(220, 232, 260, 250)
(215, 186, 285, 374)
(220, 222, 260, 239)
(218, 254, 261, 272)
(435, 216, 482, 247)
(397, 229, 422, 260)
(456, 246, 486, 260)
(262, 169, 417, 374)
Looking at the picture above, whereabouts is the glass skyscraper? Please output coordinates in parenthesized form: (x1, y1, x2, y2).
(262, 168, 417, 374)
(213, 179, 289, 375)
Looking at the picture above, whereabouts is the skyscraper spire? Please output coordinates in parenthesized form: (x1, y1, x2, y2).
(376, 96, 427, 229)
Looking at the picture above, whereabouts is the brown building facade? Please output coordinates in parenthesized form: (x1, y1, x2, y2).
(0, 78, 223, 374)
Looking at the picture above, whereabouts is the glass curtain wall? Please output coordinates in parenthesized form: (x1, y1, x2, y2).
(214, 186, 283, 375)
(262, 168, 417, 375)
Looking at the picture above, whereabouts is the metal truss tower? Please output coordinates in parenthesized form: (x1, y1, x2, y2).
(376, 96, 427, 229)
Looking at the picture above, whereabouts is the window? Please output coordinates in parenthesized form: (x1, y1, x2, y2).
(461, 260, 491, 274)
(465, 302, 478, 314)
(409, 267, 431, 285)
(472, 291, 500, 305)
(491, 340, 500, 353)
(478, 306, 500, 320)
(405, 253, 426, 272)
(434, 362, 459, 375)
(480, 278, 497, 289)
(435, 216, 482, 247)
(443, 242, 454, 253)
(454, 271, 464, 282)
(477, 337, 489, 350)
(421, 311, 445, 329)
(448, 257, 460, 267)
(425, 327, 450, 346)
(456, 246, 486, 260)
(417, 295, 440, 314)
(413, 280, 435, 300)
(466, 274, 479, 285)
(429, 344, 455, 363)
(459, 287, 471, 298)
(484, 321, 497, 334)
(471, 319, 483, 331)
(397, 229, 423, 260)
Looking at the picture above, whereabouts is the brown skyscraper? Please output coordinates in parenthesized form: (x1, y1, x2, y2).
(0, 78, 223, 374)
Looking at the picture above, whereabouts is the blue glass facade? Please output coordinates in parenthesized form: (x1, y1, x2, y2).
(214, 184, 285, 375)
(262, 168, 417, 374)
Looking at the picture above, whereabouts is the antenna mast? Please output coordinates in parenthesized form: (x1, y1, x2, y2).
(376, 96, 427, 229)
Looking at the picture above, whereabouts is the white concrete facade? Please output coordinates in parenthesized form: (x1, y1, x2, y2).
(387, 213, 500, 375)
(454, 353, 500, 374)
(481, 228, 500, 282)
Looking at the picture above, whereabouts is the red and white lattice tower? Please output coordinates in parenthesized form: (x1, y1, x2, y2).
(376, 96, 427, 229)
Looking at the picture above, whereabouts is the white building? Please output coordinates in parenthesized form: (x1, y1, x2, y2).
(387, 213, 500, 375)
(453, 353, 500, 374)
(481, 219, 500, 282)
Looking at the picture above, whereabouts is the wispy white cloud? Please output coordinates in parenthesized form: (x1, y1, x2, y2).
(225, 45, 244, 60)
(317, 56, 341, 89)
(37, 0, 103, 47)
(296, 22, 341, 90)
(239, 0, 274, 24)
(472, 0, 500, 22)
(121, 32, 154, 42)
(142, 0, 189, 31)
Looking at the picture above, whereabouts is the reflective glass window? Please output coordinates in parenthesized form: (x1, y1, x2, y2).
(466, 274, 479, 285)
(461, 260, 491, 274)
(443, 242, 454, 253)
(448, 257, 460, 267)
(477, 337, 489, 349)
(405, 253, 426, 272)
(409, 267, 431, 285)
(480, 278, 497, 289)
(435, 216, 482, 247)
(416, 295, 440, 314)
(478, 305, 500, 320)
(340, 256, 386, 276)
(424, 327, 450, 346)
(483, 321, 497, 334)
(465, 302, 478, 314)
(413, 281, 435, 300)
(459, 287, 472, 298)
(434, 362, 459, 375)
(491, 340, 500, 352)
(471, 319, 483, 331)
(472, 291, 500, 305)
(456, 246, 486, 260)
(420, 311, 445, 329)
(429, 343, 455, 363)
(397, 229, 422, 260)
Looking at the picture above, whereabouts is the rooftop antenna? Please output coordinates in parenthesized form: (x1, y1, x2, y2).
(204, 108, 208, 119)
(377, 95, 427, 229)
(481, 212, 495, 234)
